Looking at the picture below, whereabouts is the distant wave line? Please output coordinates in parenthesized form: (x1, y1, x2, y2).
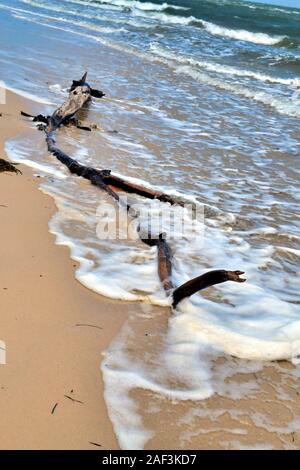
(20, 0, 288, 46)
(150, 43, 300, 87)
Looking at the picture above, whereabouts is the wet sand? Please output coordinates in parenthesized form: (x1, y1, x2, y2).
(1, 90, 300, 450)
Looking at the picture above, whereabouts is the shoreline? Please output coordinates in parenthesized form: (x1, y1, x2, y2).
(1, 90, 300, 450)
(0, 90, 143, 449)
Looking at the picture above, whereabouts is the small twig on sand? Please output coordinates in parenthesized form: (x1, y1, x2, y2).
(89, 442, 102, 448)
(64, 395, 84, 404)
(75, 323, 103, 330)
(51, 403, 58, 415)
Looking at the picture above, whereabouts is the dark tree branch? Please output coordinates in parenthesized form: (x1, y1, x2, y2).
(172, 270, 246, 308)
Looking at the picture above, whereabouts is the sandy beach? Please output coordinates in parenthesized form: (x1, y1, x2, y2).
(1, 90, 300, 451)
(0, 90, 144, 450)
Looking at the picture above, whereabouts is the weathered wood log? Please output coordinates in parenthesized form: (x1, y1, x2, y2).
(172, 270, 246, 308)
(21, 73, 103, 131)
(22, 73, 246, 308)
(46, 74, 92, 136)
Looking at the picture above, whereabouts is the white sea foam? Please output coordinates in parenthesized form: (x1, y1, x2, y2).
(102, 271, 300, 448)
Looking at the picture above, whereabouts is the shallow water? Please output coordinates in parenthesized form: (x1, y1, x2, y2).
(1, 0, 300, 449)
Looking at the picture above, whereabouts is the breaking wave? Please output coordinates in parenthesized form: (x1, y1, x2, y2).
(201, 20, 286, 45)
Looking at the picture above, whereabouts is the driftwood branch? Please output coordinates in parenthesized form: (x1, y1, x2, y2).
(21, 73, 246, 308)
(172, 270, 246, 308)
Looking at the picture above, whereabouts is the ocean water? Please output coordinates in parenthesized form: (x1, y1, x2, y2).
(1, 0, 300, 449)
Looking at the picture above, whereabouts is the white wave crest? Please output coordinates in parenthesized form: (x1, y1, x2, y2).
(201, 20, 286, 45)
(99, 0, 189, 11)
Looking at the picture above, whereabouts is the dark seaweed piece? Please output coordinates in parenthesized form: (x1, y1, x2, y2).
(0, 158, 22, 175)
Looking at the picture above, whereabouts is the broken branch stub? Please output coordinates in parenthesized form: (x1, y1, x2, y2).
(172, 270, 246, 308)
